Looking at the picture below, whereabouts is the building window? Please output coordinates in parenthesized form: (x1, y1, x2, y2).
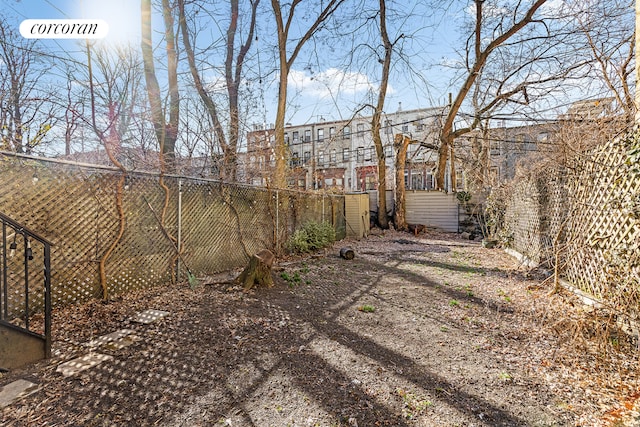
(365, 147, 373, 161)
(330, 149, 337, 164)
(456, 169, 465, 190)
(329, 127, 336, 138)
(357, 146, 364, 162)
(411, 171, 423, 190)
(357, 123, 364, 137)
(318, 151, 324, 165)
(284, 132, 289, 144)
(292, 131, 299, 142)
(402, 124, 409, 133)
(304, 151, 311, 164)
(305, 129, 311, 142)
(384, 120, 393, 134)
(291, 151, 299, 167)
(317, 128, 324, 142)
(426, 170, 434, 190)
(365, 175, 376, 190)
(385, 145, 393, 157)
(343, 126, 351, 139)
(490, 142, 500, 156)
(343, 147, 350, 161)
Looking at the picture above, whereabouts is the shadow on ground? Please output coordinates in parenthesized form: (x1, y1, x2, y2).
(1, 231, 572, 426)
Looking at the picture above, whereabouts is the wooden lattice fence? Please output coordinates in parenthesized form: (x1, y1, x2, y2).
(563, 136, 640, 301)
(501, 131, 640, 313)
(0, 152, 345, 318)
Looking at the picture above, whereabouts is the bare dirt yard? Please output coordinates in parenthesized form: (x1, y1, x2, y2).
(2, 229, 639, 426)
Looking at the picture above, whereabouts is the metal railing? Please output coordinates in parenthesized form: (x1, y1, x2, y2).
(1, 212, 52, 358)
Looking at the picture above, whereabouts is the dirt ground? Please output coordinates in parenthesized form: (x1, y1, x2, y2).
(2, 229, 640, 426)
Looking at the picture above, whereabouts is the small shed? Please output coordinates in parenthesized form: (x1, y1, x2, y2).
(344, 193, 370, 239)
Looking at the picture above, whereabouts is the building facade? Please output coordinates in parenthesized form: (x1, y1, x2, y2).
(245, 106, 449, 192)
(454, 98, 620, 193)
(455, 122, 559, 192)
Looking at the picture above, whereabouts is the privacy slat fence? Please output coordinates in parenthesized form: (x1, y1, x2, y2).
(0, 152, 345, 318)
(500, 130, 640, 315)
(405, 191, 459, 233)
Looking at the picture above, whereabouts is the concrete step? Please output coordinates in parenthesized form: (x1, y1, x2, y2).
(0, 379, 38, 409)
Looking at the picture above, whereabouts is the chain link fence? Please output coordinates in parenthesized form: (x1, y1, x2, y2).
(0, 152, 345, 317)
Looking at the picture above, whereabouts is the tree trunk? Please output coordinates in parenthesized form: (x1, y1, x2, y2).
(237, 249, 275, 291)
(141, 0, 179, 173)
(393, 133, 411, 231)
(270, 0, 346, 188)
(436, 132, 452, 191)
(375, 141, 389, 229)
(271, 0, 289, 189)
(162, 0, 179, 173)
(370, 0, 394, 230)
(273, 71, 288, 188)
(435, 0, 547, 190)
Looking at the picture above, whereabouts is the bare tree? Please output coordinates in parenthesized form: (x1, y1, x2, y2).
(178, 0, 259, 181)
(435, 0, 550, 190)
(270, 0, 346, 188)
(59, 63, 85, 156)
(362, 0, 406, 229)
(178, 89, 222, 176)
(82, 45, 147, 162)
(574, 0, 635, 125)
(141, 0, 180, 173)
(0, 17, 53, 154)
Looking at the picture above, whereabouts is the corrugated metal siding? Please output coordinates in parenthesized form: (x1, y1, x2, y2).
(405, 191, 459, 232)
(345, 193, 370, 239)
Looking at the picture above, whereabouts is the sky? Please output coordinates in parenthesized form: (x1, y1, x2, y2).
(2, 0, 461, 128)
(5, 0, 142, 46)
(1, 0, 626, 155)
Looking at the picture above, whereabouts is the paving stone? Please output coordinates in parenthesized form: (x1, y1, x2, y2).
(83, 329, 140, 350)
(0, 379, 38, 409)
(56, 353, 113, 377)
(131, 309, 170, 324)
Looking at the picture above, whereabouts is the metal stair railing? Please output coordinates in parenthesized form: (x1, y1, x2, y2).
(1, 212, 53, 359)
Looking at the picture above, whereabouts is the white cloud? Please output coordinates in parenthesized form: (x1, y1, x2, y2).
(288, 68, 384, 98)
(539, 0, 574, 19)
(439, 57, 462, 68)
(204, 75, 227, 94)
